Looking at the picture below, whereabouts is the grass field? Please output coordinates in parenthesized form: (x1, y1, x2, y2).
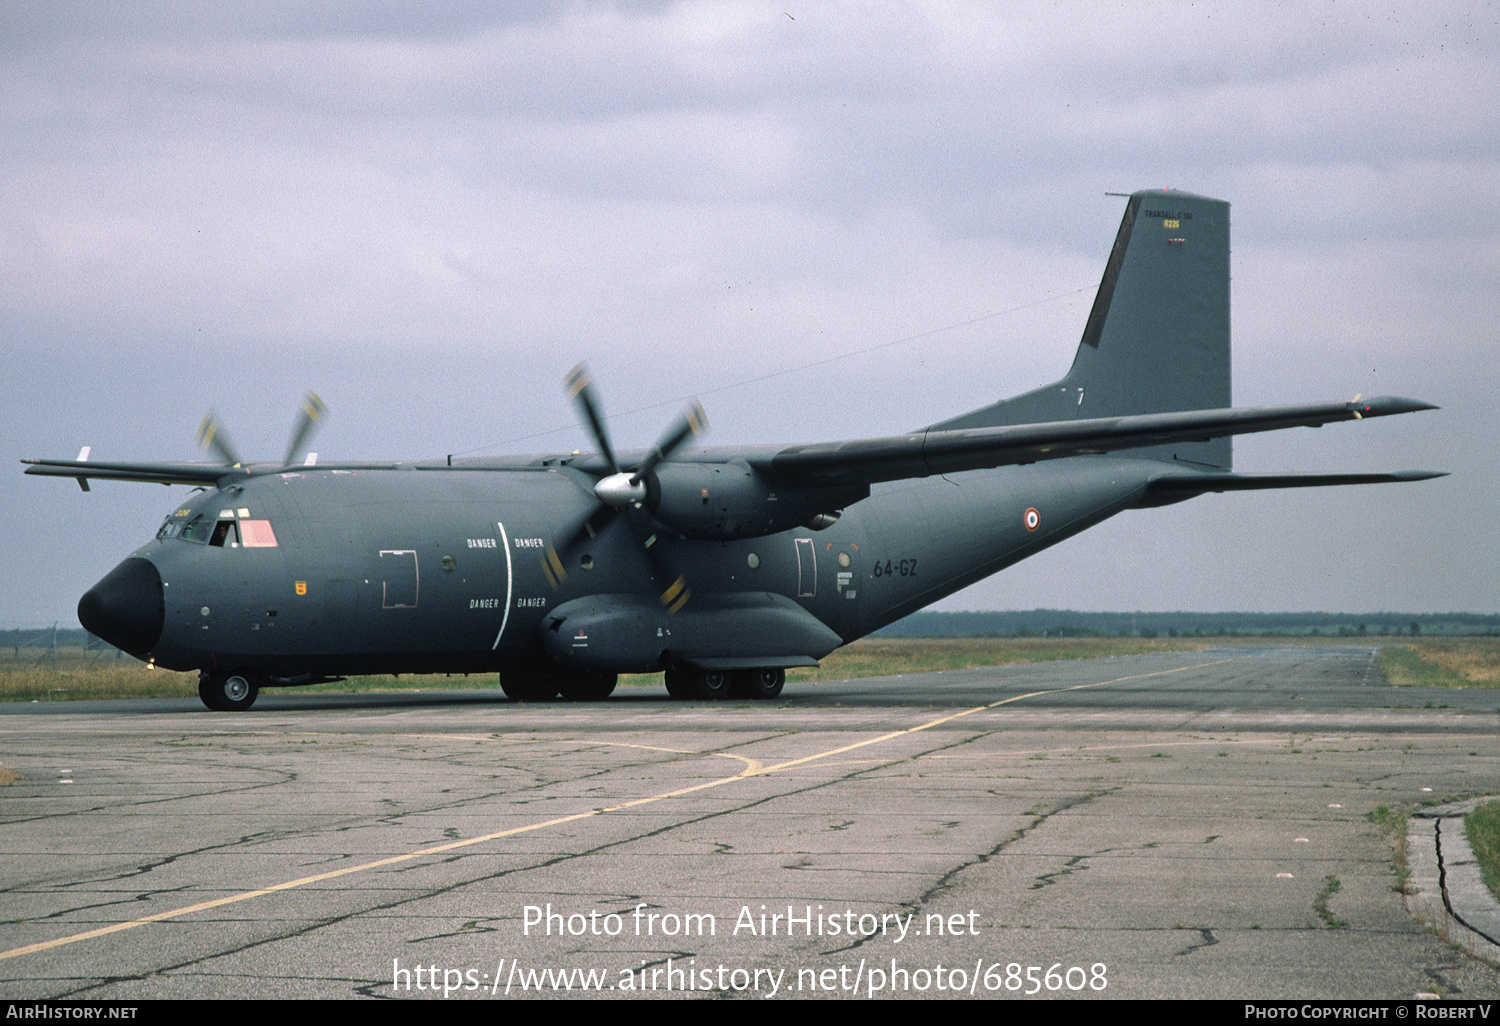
(2, 638, 1207, 703)
(1468, 802, 1500, 904)
(4, 636, 1499, 704)
(784, 635, 1211, 682)
(1378, 638, 1500, 688)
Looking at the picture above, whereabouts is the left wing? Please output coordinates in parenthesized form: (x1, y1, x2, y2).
(21, 457, 247, 490)
(758, 396, 1440, 485)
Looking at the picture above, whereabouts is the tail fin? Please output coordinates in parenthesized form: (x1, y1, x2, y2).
(931, 189, 1232, 470)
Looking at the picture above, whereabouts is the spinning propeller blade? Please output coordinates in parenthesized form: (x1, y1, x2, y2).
(196, 392, 329, 471)
(282, 391, 328, 467)
(565, 364, 620, 475)
(196, 412, 243, 468)
(636, 400, 707, 482)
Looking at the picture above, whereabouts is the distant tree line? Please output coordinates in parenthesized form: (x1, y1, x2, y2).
(876, 610, 1500, 639)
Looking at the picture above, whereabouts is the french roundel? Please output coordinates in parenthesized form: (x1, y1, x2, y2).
(1024, 508, 1040, 531)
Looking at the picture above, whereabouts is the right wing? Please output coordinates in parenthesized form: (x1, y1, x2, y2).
(758, 396, 1440, 486)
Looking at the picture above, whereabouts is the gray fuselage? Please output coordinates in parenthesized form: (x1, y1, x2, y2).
(127, 453, 1156, 680)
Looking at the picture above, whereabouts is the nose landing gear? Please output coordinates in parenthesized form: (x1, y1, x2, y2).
(199, 670, 260, 711)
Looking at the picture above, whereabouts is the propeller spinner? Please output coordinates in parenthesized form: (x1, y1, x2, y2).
(564, 364, 707, 509)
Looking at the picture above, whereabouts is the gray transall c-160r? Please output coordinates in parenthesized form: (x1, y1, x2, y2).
(25, 190, 1442, 710)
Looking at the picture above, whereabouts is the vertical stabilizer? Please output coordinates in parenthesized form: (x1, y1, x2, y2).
(931, 189, 1232, 469)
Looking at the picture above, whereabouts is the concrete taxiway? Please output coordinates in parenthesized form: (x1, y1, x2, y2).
(0, 645, 1497, 1000)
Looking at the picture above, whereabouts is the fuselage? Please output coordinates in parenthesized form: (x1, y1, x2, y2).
(83, 453, 1163, 682)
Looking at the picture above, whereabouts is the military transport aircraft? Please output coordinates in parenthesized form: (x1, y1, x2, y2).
(25, 189, 1442, 710)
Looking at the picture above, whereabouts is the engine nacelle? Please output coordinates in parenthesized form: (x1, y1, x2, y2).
(645, 460, 867, 541)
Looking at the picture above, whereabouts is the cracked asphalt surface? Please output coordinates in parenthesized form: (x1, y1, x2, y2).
(1, 644, 1498, 999)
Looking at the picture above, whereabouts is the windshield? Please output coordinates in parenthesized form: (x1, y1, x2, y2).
(179, 514, 215, 544)
(161, 511, 278, 547)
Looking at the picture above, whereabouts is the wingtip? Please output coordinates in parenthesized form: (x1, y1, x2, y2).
(1357, 396, 1440, 417)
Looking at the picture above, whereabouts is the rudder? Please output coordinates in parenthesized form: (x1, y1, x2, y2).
(931, 189, 1232, 470)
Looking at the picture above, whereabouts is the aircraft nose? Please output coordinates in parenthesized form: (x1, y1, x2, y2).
(78, 557, 164, 656)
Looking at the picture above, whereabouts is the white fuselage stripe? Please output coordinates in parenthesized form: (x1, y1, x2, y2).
(492, 521, 512, 650)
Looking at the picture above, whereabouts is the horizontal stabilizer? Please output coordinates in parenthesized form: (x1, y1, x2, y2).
(1142, 469, 1447, 504)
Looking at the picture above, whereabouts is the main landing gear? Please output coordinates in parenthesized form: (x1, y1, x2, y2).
(500, 667, 618, 702)
(729, 667, 786, 700)
(503, 665, 786, 702)
(664, 665, 785, 701)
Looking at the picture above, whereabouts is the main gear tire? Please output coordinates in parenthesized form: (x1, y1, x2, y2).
(664, 665, 730, 700)
(729, 667, 785, 700)
(500, 668, 559, 701)
(557, 672, 617, 700)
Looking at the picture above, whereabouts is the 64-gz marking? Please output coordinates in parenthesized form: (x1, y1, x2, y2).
(872, 558, 917, 578)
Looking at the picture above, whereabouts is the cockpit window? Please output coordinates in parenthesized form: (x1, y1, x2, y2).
(239, 520, 278, 547)
(180, 515, 215, 545)
(167, 511, 278, 547)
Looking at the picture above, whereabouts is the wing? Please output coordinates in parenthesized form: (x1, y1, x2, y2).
(759, 396, 1441, 485)
(21, 458, 244, 489)
(25, 396, 1442, 493)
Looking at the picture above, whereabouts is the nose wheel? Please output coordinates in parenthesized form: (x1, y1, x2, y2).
(199, 671, 260, 711)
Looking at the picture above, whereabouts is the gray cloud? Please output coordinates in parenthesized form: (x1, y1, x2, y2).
(3, 0, 1495, 626)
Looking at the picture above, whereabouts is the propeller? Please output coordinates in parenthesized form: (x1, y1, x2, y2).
(547, 363, 707, 612)
(196, 391, 328, 471)
(196, 410, 244, 468)
(566, 363, 707, 510)
(283, 391, 329, 467)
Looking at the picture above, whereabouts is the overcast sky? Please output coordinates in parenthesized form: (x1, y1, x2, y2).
(3, 1, 1496, 628)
